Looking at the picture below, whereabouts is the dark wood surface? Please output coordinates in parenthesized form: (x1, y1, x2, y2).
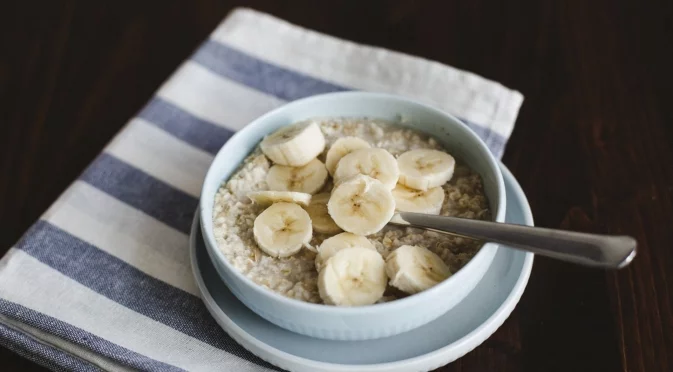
(1, 1, 672, 371)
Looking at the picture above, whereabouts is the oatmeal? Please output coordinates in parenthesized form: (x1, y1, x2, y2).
(213, 118, 490, 304)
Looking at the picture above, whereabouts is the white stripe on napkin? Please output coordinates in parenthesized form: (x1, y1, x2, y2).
(105, 118, 213, 197)
(157, 62, 284, 131)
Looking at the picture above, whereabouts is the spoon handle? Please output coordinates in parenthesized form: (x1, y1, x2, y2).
(390, 212, 637, 269)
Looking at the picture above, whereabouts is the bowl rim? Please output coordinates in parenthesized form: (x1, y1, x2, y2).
(199, 91, 506, 314)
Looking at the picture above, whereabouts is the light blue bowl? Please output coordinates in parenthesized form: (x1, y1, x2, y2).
(200, 92, 506, 341)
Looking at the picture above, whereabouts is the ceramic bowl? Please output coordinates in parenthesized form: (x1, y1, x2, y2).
(200, 92, 506, 341)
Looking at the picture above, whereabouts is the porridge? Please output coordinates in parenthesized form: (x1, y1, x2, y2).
(213, 118, 490, 305)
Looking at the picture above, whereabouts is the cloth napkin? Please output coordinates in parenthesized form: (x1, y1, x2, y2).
(0, 8, 523, 372)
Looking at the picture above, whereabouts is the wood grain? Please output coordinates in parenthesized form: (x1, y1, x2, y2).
(1, 0, 671, 371)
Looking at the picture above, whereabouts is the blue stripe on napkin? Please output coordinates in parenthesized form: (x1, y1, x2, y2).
(80, 154, 198, 234)
(461, 122, 507, 159)
(16, 222, 230, 351)
(0, 300, 183, 372)
(193, 40, 348, 101)
(138, 97, 234, 155)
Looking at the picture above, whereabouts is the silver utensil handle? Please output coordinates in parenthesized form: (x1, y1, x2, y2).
(390, 212, 637, 269)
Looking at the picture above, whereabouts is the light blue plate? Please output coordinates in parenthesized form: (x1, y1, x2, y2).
(190, 163, 534, 372)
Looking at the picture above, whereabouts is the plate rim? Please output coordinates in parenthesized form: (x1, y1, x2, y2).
(190, 162, 534, 372)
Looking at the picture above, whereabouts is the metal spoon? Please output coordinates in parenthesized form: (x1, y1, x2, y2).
(389, 212, 637, 269)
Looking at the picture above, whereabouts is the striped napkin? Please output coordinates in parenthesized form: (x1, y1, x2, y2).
(0, 8, 523, 372)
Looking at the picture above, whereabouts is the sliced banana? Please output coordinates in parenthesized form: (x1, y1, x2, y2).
(392, 184, 445, 215)
(315, 232, 375, 271)
(327, 175, 396, 236)
(260, 121, 326, 166)
(325, 137, 371, 176)
(385, 245, 451, 294)
(304, 193, 342, 235)
(266, 158, 328, 194)
(253, 202, 313, 258)
(318, 247, 387, 306)
(333, 148, 399, 189)
(247, 191, 311, 207)
(397, 149, 455, 191)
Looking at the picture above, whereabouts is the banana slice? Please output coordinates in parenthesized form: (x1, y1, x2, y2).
(315, 232, 375, 271)
(325, 137, 371, 176)
(333, 148, 399, 189)
(327, 175, 395, 236)
(261, 121, 326, 166)
(253, 202, 313, 258)
(392, 184, 445, 215)
(397, 149, 455, 191)
(304, 193, 342, 234)
(385, 245, 451, 294)
(318, 247, 387, 306)
(248, 191, 311, 207)
(266, 158, 328, 194)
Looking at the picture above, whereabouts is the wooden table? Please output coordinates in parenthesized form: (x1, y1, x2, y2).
(2, 1, 671, 371)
